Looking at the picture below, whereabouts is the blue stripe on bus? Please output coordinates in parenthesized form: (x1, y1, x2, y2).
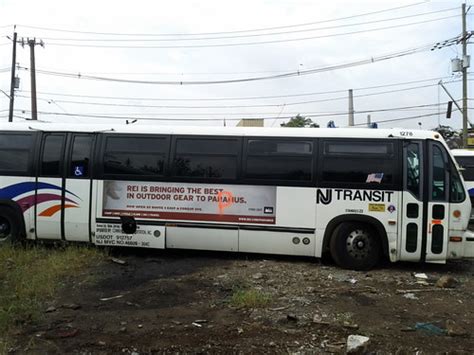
(0, 182, 80, 200)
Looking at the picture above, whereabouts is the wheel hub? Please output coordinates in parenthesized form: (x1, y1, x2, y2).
(0, 217, 11, 241)
(346, 229, 371, 260)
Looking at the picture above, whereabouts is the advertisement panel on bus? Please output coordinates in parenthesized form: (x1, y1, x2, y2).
(102, 180, 277, 224)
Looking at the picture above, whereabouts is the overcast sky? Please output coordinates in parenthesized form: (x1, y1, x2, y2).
(0, 0, 470, 129)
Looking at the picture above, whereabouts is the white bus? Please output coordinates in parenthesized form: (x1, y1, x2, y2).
(0, 122, 473, 270)
(451, 149, 474, 219)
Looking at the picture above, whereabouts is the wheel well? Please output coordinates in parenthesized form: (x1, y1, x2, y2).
(322, 214, 389, 258)
(0, 200, 27, 239)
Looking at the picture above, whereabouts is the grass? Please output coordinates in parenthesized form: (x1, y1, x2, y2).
(230, 288, 272, 308)
(0, 244, 104, 351)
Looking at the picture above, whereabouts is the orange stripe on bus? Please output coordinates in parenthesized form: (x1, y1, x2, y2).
(39, 204, 77, 217)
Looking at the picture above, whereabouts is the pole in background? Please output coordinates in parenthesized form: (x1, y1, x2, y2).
(462, 3, 469, 147)
(367, 114, 371, 127)
(8, 31, 17, 122)
(25, 38, 44, 121)
(29, 39, 37, 121)
(348, 89, 354, 126)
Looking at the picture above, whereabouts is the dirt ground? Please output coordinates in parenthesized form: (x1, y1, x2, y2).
(9, 248, 474, 354)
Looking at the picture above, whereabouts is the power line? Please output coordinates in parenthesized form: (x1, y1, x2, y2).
(21, 76, 460, 102)
(14, 102, 452, 121)
(42, 16, 458, 49)
(19, 82, 456, 109)
(39, 8, 457, 43)
(15, 2, 427, 37)
(352, 110, 460, 127)
(26, 41, 447, 85)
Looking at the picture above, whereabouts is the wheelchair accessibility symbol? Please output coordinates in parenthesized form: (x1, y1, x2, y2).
(74, 165, 84, 177)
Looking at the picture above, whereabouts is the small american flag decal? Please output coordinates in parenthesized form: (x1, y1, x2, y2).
(366, 173, 384, 183)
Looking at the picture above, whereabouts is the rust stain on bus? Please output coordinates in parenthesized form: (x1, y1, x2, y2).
(217, 191, 234, 214)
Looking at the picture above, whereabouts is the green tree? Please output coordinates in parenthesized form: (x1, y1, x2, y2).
(433, 125, 461, 149)
(280, 114, 319, 128)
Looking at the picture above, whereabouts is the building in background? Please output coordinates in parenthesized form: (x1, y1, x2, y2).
(237, 119, 264, 127)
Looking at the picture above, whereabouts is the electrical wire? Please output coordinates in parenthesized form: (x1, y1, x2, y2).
(28, 41, 444, 85)
(43, 15, 458, 48)
(21, 76, 459, 102)
(15, 2, 427, 37)
(352, 110, 459, 127)
(13, 102, 452, 121)
(39, 9, 457, 43)
(19, 82, 455, 110)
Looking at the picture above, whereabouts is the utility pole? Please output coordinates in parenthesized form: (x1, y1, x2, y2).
(348, 89, 354, 126)
(25, 38, 44, 121)
(462, 3, 469, 148)
(367, 114, 371, 127)
(8, 31, 17, 122)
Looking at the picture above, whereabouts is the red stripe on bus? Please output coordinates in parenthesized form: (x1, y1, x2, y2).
(39, 204, 78, 217)
(103, 209, 275, 224)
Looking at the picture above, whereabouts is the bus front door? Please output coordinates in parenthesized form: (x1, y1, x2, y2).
(400, 140, 449, 263)
(425, 141, 449, 263)
(400, 141, 424, 261)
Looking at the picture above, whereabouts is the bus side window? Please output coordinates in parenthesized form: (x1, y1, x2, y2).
(450, 161, 466, 203)
(431, 145, 446, 201)
(103, 136, 167, 177)
(69, 135, 93, 178)
(453, 157, 474, 180)
(321, 140, 396, 188)
(0, 133, 34, 175)
(172, 138, 239, 179)
(406, 143, 421, 199)
(244, 139, 313, 181)
(41, 134, 65, 177)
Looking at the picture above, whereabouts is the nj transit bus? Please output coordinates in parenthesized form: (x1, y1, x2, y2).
(0, 122, 473, 270)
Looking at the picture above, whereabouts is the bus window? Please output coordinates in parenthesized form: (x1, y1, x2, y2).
(41, 134, 66, 177)
(406, 143, 421, 199)
(0, 133, 34, 175)
(450, 161, 466, 203)
(69, 135, 93, 178)
(321, 140, 396, 187)
(431, 145, 446, 201)
(172, 138, 239, 179)
(244, 139, 313, 181)
(453, 156, 474, 181)
(104, 136, 167, 177)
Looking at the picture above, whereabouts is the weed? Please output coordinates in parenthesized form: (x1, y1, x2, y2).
(230, 288, 272, 308)
(0, 244, 104, 349)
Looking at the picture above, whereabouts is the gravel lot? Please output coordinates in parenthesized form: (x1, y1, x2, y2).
(11, 248, 474, 354)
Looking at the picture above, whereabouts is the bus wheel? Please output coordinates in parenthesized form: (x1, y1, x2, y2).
(330, 222, 381, 270)
(0, 208, 20, 245)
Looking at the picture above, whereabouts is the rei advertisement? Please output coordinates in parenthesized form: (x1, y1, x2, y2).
(103, 181, 276, 224)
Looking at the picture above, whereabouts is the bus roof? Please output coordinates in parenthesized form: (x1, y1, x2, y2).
(451, 149, 474, 157)
(0, 122, 444, 140)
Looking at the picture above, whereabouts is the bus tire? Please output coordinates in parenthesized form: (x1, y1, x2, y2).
(329, 222, 381, 271)
(0, 207, 21, 245)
